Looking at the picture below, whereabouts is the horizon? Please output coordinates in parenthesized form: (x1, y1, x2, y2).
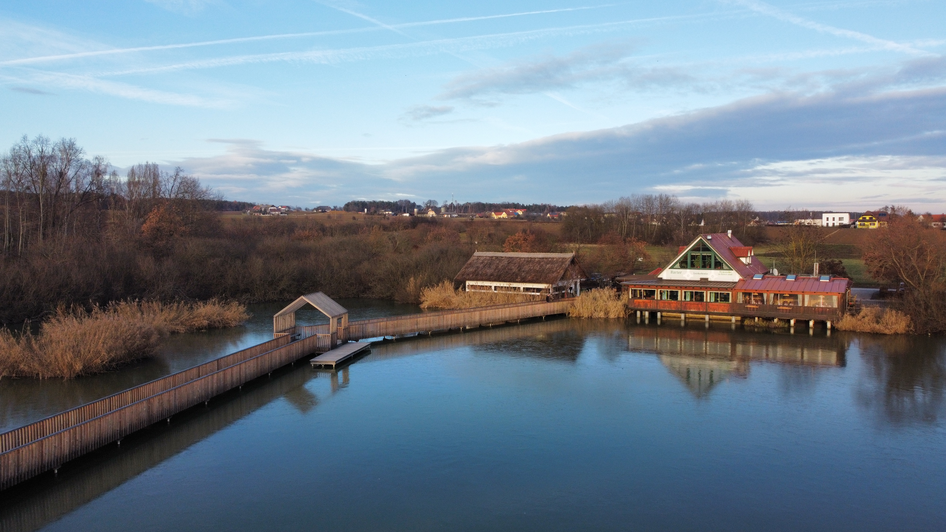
(2, 1, 944, 210)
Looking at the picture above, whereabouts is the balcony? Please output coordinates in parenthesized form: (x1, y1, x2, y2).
(627, 299, 843, 321)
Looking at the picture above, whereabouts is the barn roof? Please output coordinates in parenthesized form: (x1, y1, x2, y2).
(454, 252, 587, 285)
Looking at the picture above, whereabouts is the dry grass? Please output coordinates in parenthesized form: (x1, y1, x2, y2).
(567, 288, 627, 319)
(836, 307, 913, 335)
(0, 300, 249, 379)
(419, 281, 537, 310)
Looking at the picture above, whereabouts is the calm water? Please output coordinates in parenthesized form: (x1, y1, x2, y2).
(1, 306, 945, 531)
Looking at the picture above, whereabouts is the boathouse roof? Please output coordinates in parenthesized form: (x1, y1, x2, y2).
(454, 252, 587, 285)
(276, 291, 348, 319)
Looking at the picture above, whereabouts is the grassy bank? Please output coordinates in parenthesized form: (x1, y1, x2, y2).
(0, 300, 249, 379)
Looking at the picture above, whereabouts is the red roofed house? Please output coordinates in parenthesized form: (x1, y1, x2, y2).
(621, 231, 852, 329)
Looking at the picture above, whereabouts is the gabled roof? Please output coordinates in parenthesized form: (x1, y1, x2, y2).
(454, 252, 586, 285)
(275, 292, 347, 319)
(665, 233, 768, 279)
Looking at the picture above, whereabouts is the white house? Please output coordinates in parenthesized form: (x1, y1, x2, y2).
(657, 231, 768, 283)
(822, 213, 850, 227)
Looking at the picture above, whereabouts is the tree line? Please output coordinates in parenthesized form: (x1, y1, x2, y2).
(562, 195, 761, 245)
(1, 135, 219, 258)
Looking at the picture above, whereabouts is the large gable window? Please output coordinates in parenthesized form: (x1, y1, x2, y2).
(675, 241, 732, 271)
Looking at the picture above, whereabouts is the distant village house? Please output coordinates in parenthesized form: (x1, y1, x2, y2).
(822, 213, 850, 227)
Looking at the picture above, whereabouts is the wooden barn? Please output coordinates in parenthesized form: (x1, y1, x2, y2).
(454, 252, 588, 299)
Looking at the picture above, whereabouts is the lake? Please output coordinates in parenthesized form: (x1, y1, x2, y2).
(1, 303, 944, 531)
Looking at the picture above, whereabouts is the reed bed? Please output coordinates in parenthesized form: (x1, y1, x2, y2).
(836, 307, 913, 335)
(0, 300, 249, 379)
(567, 289, 628, 319)
(420, 281, 538, 310)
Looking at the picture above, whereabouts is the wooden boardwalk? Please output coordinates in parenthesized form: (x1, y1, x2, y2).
(310, 342, 371, 368)
(1, 298, 572, 491)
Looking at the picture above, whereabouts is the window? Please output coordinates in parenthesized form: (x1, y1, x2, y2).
(774, 293, 801, 306)
(630, 289, 656, 299)
(707, 292, 731, 303)
(683, 290, 705, 302)
(738, 292, 766, 305)
(658, 290, 680, 301)
(805, 294, 838, 307)
(677, 241, 733, 271)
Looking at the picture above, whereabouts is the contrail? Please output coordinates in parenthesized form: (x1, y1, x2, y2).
(723, 0, 931, 56)
(97, 16, 716, 77)
(0, 4, 621, 67)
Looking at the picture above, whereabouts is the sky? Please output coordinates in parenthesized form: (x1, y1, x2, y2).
(1, 1, 945, 210)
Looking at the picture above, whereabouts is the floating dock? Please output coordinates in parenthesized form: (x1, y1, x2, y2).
(310, 341, 372, 369)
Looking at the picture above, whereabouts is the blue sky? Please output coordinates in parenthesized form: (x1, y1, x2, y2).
(2, 1, 944, 210)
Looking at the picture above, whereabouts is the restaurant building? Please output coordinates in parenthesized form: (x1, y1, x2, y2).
(621, 232, 852, 329)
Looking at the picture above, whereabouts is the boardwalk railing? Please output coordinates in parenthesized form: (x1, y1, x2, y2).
(0, 334, 316, 490)
(346, 300, 573, 340)
(0, 299, 572, 490)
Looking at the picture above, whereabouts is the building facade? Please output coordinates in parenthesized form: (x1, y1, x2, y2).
(822, 213, 851, 227)
(621, 232, 852, 326)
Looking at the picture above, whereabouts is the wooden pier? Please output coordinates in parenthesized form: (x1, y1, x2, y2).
(310, 342, 372, 368)
(1, 296, 571, 491)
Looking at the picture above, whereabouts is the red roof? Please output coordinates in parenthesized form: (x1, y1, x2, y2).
(734, 275, 851, 294)
(701, 233, 768, 278)
(731, 246, 752, 258)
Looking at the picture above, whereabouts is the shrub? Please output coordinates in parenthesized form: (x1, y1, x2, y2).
(0, 300, 249, 379)
(567, 289, 627, 319)
(836, 307, 913, 335)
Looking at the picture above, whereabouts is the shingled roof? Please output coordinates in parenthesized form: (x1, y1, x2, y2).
(454, 252, 587, 285)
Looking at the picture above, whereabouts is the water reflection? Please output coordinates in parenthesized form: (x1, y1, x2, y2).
(854, 334, 946, 425)
(0, 299, 419, 432)
(628, 325, 849, 398)
(0, 363, 322, 532)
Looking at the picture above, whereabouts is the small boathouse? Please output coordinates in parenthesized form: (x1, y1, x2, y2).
(454, 252, 587, 299)
(621, 232, 852, 328)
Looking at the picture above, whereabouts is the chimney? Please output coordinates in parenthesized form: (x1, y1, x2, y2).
(813, 262, 820, 276)
(727, 229, 732, 238)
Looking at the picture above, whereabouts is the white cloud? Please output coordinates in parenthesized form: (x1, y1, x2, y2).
(402, 105, 455, 121)
(167, 81, 946, 208)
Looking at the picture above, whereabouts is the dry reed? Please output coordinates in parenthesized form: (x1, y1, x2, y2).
(567, 289, 627, 319)
(420, 281, 537, 310)
(836, 307, 913, 335)
(0, 300, 249, 379)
